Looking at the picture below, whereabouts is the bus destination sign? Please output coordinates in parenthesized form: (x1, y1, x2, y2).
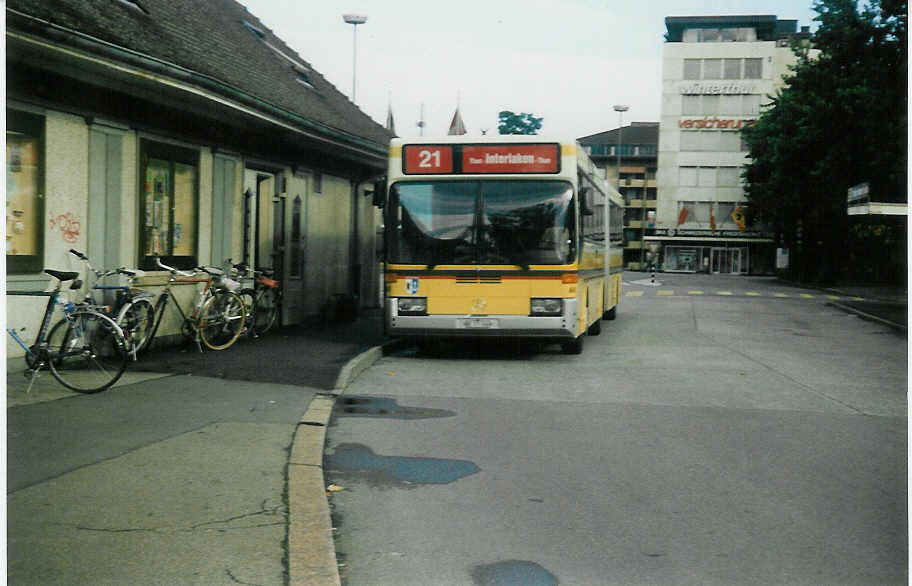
(402, 144, 559, 174)
(403, 145, 455, 174)
(463, 144, 559, 173)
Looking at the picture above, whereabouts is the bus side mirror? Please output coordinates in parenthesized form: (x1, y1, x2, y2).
(372, 178, 387, 208)
(580, 187, 594, 216)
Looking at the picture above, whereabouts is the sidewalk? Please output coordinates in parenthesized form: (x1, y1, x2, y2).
(822, 283, 908, 332)
(7, 307, 394, 586)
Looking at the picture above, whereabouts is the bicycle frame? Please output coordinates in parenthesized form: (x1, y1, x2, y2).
(146, 271, 213, 351)
(6, 289, 61, 363)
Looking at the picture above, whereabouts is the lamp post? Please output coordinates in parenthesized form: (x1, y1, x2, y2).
(613, 104, 630, 267)
(343, 13, 367, 103)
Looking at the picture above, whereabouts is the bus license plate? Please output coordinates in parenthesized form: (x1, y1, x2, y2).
(457, 318, 498, 329)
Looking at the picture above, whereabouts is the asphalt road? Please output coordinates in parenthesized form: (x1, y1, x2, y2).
(325, 274, 908, 585)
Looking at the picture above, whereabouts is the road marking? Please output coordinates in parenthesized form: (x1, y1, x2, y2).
(626, 291, 644, 297)
(688, 290, 704, 295)
(718, 291, 733, 296)
(800, 294, 814, 299)
(745, 292, 760, 296)
(851, 296, 865, 301)
(657, 290, 674, 296)
(825, 295, 841, 300)
(774, 293, 788, 298)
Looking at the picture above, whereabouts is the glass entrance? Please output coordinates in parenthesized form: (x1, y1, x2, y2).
(711, 247, 744, 274)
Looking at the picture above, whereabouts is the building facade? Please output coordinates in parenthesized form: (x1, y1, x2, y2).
(653, 15, 811, 274)
(580, 123, 659, 270)
(6, 0, 391, 366)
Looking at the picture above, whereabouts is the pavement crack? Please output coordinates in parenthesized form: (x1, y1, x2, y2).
(191, 501, 285, 530)
(225, 568, 265, 585)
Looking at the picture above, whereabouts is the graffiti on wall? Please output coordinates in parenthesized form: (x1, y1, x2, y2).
(49, 211, 81, 243)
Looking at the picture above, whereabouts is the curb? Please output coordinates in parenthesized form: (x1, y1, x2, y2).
(826, 301, 908, 334)
(287, 338, 405, 585)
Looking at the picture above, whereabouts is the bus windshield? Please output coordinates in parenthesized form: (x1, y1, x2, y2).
(390, 180, 575, 267)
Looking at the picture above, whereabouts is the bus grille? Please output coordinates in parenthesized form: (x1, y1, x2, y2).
(456, 276, 502, 284)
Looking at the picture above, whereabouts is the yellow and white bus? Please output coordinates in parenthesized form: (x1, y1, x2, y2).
(378, 136, 623, 353)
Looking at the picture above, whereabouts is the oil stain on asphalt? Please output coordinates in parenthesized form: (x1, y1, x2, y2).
(335, 396, 455, 420)
(325, 443, 480, 489)
(471, 560, 559, 586)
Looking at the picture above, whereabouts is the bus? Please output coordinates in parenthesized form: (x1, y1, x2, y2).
(376, 136, 623, 354)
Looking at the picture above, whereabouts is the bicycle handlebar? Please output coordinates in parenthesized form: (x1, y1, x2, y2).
(155, 257, 197, 278)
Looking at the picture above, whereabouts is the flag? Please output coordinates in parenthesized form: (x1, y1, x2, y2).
(709, 203, 717, 231)
(385, 103, 396, 136)
(732, 205, 747, 232)
(677, 205, 689, 226)
(448, 107, 467, 135)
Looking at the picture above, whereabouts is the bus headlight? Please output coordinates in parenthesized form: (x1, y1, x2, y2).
(397, 297, 427, 316)
(530, 298, 563, 316)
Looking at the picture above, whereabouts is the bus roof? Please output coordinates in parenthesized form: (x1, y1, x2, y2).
(390, 135, 580, 147)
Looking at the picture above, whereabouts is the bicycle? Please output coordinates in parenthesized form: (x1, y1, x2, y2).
(7, 269, 129, 393)
(234, 263, 281, 338)
(143, 257, 247, 351)
(68, 249, 156, 358)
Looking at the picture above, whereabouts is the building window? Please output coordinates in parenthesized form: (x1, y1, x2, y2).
(682, 95, 701, 115)
(744, 58, 762, 79)
(703, 59, 722, 79)
(6, 110, 44, 274)
(683, 59, 701, 80)
(140, 141, 198, 269)
(312, 172, 323, 194)
(718, 167, 741, 187)
(723, 59, 742, 80)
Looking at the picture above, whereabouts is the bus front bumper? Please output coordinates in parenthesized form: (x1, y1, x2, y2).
(385, 299, 579, 339)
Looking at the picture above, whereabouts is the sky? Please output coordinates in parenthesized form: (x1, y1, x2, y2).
(239, 0, 819, 140)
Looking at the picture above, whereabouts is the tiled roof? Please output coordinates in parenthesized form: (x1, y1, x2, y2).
(6, 0, 392, 148)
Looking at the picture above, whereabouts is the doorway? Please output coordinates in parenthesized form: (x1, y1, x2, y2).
(711, 247, 745, 274)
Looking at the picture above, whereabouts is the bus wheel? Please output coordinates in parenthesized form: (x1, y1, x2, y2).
(588, 318, 602, 336)
(561, 335, 584, 355)
(604, 306, 617, 321)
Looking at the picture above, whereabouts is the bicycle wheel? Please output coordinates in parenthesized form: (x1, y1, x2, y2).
(116, 297, 156, 354)
(237, 288, 257, 337)
(198, 291, 246, 350)
(253, 287, 279, 335)
(47, 310, 128, 393)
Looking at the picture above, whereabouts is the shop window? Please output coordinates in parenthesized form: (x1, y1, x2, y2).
(140, 141, 198, 269)
(6, 110, 44, 274)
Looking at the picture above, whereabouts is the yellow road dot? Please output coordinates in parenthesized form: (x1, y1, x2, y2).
(718, 291, 733, 296)
(774, 293, 788, 298)
(800, 294, 813, 299)
(688, 291, 704, 295)
(626, 291, 644, 297)
(657, 290, 674, 296)
(826, 295, 840, 300)
(851, 296, 864, 301)
(746, 292, 760, 296)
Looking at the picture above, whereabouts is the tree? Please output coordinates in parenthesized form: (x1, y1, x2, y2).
(741, 0, 906, 282)
(497, 111, 543, 135)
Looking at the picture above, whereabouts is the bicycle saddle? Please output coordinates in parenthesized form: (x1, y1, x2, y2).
(44, 269, 80, 282)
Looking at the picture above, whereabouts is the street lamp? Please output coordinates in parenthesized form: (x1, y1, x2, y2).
(613, 105, 631, 267)
(612, 105, 628, 189)
(343, 13, 367, 103)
